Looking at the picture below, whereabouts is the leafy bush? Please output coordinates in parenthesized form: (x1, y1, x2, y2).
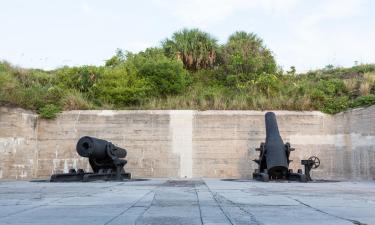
(38, 104, 61, 119)
(0, 70, 18, 103)
(225, 74, 238, 87)
(21, 86, 50, 109)
(138, 57, 187, 96)
(56, 66, 103, 93)
(321, 96, 349, 114)
(13, 69, 56, 87)
(0, 61, 12, 72)
(45, 86, 64, 104)
(62, 90, 93, 110)
(310, 89, 326, 108)
(221, 31, 277, 77)
(190, 69, 223, 87)
(94, 64, 151, 106)
(351, 94, 375, 108)
(316, 79, 347, 96)
(255, 74, 281, 96)
(105, 49, 126, 67)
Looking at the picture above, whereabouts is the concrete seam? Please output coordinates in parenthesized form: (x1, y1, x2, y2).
(133, 188, 157, 224)
(214, 192, 263, 225)
(290, 197, 367, 225)
(193, 181, 204, 225)
(104, 186, 157, 225)
(203, 181, 235, 225)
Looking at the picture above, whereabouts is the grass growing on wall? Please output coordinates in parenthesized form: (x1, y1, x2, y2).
(1, 60, 374, 117)
(1, 29, 375, 118)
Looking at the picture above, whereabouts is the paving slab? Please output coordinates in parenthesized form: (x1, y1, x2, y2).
(0, 179, 374, 225)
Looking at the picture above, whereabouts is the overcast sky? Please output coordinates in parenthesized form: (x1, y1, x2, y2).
(0, 0, 374, 72)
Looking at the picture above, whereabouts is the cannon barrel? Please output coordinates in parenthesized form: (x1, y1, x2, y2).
(264, 112, 289, 177)
(50, 136, 131, 182)
(76, 136, 127, 160)
(253, 112, 311, 182)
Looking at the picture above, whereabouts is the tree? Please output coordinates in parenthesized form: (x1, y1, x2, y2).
(105, 49, 126, 67)
(131, 48, 188, 96)
(139, 57, 187, 96)
(222, 31, 276, 76)
(99, 47, 188, 102)
(162, 28, 218, 71)
(56, 66, 103, 93)
(94, 63, 151, 106)
(287, 66, 296, 75)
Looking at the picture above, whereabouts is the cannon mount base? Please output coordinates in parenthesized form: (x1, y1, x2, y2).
(253, 170, 307, 182)
(50, 169, 131, 182)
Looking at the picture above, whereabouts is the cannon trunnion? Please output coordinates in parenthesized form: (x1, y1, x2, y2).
(252, 112, 320, 182)
(50, 136, 131, 182)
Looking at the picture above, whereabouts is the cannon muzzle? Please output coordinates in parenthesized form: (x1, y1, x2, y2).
(76, 136, 127, 159)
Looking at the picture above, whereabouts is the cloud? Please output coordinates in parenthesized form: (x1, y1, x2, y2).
(153, 0, 299, 27)
(1, 0, 373, 71)
(126, 41, 153, 52)
(158, 0, 370, 71)
(298, 0, 364, 31)
(165, 0, 240, 26)
(266, 0, 370, 71)
(81, 1, 92, 15)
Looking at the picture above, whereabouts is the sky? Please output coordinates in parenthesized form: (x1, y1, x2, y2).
(0, 0, 374, 72)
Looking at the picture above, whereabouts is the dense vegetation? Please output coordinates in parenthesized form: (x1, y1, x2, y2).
(1, 29, 375, 118)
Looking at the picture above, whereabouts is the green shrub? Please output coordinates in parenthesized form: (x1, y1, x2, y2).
(310, 89, 326, 108)
(13, 69, 56, 87)
(196, 85, 230, 109)
(21, 86, 49, 109)
(191, 69, 220, 85)
(139, 58, 187, 96)
(255, 74, 281, 96)
(316, 79, 347, 96)
(56, 66, 102, 93)
(62, 90, 93, 110)
(0, 71, 18, 103)
(0, 61, 12, 72)
(45, 86, 64, 104)
(321, 96, 349, 114)
(351, 64, 375, 73)
(105, 49, 126, 67)
(221, 31, 277, 77)
(350, 94, 375, 108)
(38, 104, 61, 119)
(225, 75, 237, 87)
(94, 64, 151, 106)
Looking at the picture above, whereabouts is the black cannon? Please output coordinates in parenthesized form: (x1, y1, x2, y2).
(50, 136, 131, 182)
(252, 112, 319, 182)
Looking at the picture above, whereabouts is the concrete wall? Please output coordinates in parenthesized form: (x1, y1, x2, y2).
(1, 106, 375, 180)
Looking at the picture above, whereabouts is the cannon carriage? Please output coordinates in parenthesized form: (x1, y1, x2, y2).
(252, 112, 320, 182)
(50, 136, 131, 182)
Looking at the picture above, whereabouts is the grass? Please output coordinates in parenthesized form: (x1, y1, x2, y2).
(1, 60, 375, 118)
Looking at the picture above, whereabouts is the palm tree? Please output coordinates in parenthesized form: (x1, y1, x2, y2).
(162, 28, 218, 71)
(223, 31, 276, 75)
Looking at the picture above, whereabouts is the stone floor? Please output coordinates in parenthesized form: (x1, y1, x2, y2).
(0, 179, 374, 225)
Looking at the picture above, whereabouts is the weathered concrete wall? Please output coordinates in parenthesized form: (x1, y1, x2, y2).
(0, 107, 38, 179)
(1, 106, 375, 180)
